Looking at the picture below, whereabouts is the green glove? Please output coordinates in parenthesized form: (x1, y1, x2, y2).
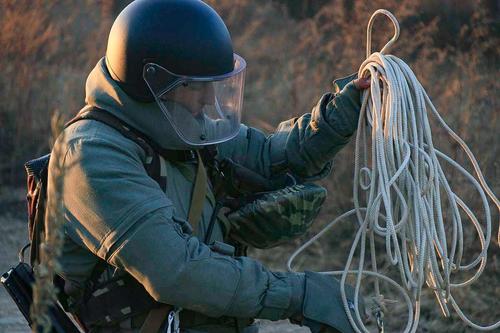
(299, 271, 366, 333)
(324, 74, 364, 138)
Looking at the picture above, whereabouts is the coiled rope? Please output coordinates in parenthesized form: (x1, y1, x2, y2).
(288, 9, 500, 332)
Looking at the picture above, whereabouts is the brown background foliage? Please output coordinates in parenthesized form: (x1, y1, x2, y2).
(0, 1, 498, 332)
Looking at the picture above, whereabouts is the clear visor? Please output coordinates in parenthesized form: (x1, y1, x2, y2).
(143, 54, 246, 146)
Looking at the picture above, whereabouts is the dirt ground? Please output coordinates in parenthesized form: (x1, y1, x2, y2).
(0, 188, 30, 333)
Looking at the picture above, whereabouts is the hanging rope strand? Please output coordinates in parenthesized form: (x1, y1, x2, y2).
(288, 9, 500, 332)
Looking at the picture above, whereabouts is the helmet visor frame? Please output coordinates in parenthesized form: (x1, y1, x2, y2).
(143, 54, 246, 146)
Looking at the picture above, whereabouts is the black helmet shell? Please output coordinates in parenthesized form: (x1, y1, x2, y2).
(106, 0, 234, 101)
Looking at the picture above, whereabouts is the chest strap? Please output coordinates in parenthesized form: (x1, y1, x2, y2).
(187, 151, 208, 233)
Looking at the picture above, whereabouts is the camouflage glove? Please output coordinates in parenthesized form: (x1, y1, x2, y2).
(225, 183, 327, 249)
(296, 271, 367, 333)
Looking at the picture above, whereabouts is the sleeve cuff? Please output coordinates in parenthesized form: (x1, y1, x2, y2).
(325, 82, 362, 138)
(258, 272, 305, 321)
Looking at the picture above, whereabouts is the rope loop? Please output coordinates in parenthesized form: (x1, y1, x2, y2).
(366, 9, 400, 58)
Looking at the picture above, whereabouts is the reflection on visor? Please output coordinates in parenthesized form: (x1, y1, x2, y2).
(144, 54, 246, 146)
(214, 97, 225, 119)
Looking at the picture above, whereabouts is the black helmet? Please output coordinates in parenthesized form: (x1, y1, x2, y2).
(106, 0, 235, 101)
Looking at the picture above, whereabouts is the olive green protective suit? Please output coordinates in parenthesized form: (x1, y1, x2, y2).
(46, 58, 363, 333)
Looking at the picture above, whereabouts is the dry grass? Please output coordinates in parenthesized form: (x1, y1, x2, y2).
(0, 0, 498, 332)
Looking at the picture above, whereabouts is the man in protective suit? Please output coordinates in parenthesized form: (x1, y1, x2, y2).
(46, 0, 371, 332)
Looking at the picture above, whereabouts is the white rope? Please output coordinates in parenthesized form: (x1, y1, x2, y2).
(287, 9, 500, 332)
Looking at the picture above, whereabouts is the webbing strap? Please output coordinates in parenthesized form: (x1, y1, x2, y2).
(139, 305, 172, 333)
(187, 151, 207, 233)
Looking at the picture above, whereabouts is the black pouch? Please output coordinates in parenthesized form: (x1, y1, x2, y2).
(1, 262, 83, 333)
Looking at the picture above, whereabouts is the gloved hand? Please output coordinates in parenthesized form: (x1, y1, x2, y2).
(292, 271, 367, 333)
(324, 73, 371, 140)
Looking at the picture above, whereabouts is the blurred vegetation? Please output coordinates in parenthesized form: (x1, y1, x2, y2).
(0, 0, 498, 332)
